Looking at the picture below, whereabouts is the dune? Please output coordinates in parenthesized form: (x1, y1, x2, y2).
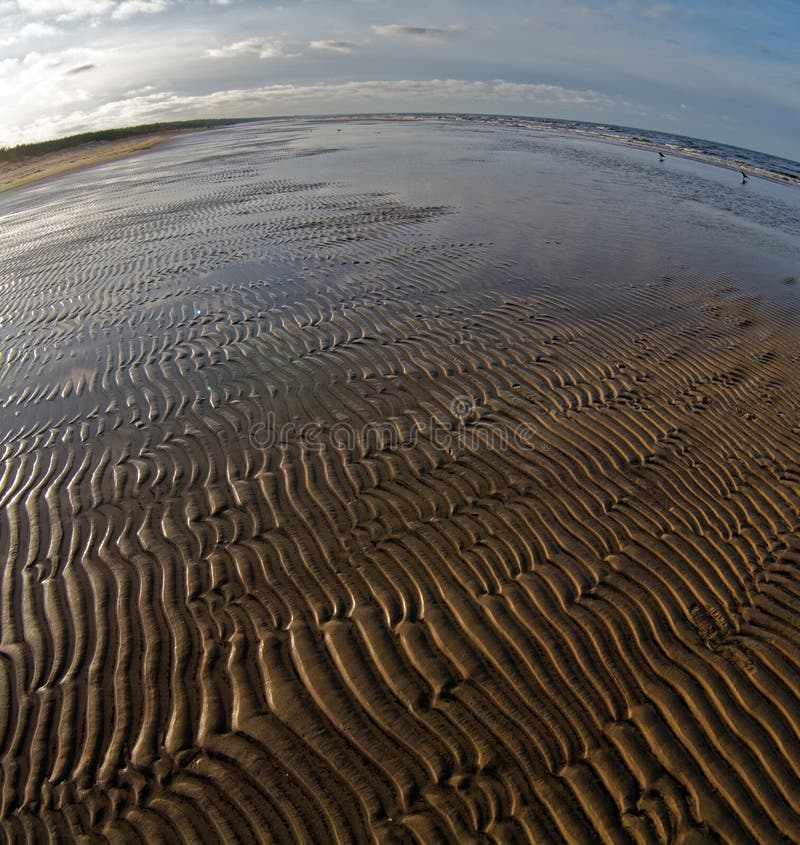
(0, 134, 177, 194)
(0, 118, 799, 843)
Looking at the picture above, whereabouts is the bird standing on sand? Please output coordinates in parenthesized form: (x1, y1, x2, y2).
(741, 170, 748, 183)
(659, 152, 665, 162)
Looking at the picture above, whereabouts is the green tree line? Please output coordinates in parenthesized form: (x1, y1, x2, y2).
(0, 119, 250, 163)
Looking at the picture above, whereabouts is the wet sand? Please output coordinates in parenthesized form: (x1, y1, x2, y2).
(0, 134, 177, 193)
(330, 115, 800, 189)
(0, 119, 800, 843)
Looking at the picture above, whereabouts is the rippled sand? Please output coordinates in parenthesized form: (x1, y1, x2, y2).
(1, 119, 800, 843)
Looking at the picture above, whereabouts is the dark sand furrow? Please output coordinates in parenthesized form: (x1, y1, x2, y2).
(42, 444, 77, 572)
(623, 576, 800, 805)
(46, 526, 95, 784)
(195, 753, 321, 844)
(322, 620, 457, 798)
(558, 757, 635, 845)
(499, 580, 624, 725)
(476, 592, 609, 755)
(511, 574, 632, 720)
(148, 786, 234, 845)
(68, 514, 121, 787)
(274, 473, 351, 621)
(604, 718, 708, 842)
(429, 682, 564, 833)
(735, 480, 798, 542)
(362, 546, 428, 630)
(257, 527, 340, 630)
(739, 627, 800, 728)
(597, 579, 800, 839)
(170, 767, 274, 844)
(625, 532, 743, 634)
(132, 516, 198, 759)
(228, 722, 373, 843)
(238, 658, 386, 838)
(741, 604, 800, 661)
(632, 462, 714, 536)
(388, 547, 580, 770)
(660, 531, 749, 617)
(94, 521, 140, 786)
(131, 794, 211, 845)
(285, 622, 404, 817)
(750, 584, 800, 640)
(348, 608, 472, 772)
(521, 471, 618, 563)
(20, 465, 62, 693)
(507, 486, 609, 581)
(586, 605, 766, 842)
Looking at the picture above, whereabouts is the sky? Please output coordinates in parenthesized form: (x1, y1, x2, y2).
(0, 0, 798, 159)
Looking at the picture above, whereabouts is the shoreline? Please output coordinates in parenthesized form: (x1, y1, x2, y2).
(4, 115, 797, 195)
(0, 132, 181, 194)
(479, 123, 800, 189)
(463, 119, 800, 188)
(324, 114, 800, 189)
(600, 134, 800, 188)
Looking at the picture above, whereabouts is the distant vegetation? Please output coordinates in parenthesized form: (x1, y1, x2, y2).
(0, 119, 249, 163)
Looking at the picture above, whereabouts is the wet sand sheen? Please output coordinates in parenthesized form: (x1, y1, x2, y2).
(0, 120, 800, 843)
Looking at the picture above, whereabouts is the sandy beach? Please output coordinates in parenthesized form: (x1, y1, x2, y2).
(0, 133, 177, 193)
(0, 118, 799, 843)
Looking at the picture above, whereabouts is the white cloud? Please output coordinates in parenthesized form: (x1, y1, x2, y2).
(639, 3, 693, 23)
(485, 79, 613, 106)
(309, 40, 357, 54)
(0, 46, 105, 122)
(206, 38, 260, 58)
(260, 40, 299, 59)
(15, 0, 114, 20)
(124, 83, 155, 96)
(640, 3, 674, 20)
(206, 38, 300, 59)
(12, 0, 169, 19)
(111, 0, 168, 20)
(370, 24, 464, 41)
(0, 78, 617, 146)
(0, 20, 59, 45)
